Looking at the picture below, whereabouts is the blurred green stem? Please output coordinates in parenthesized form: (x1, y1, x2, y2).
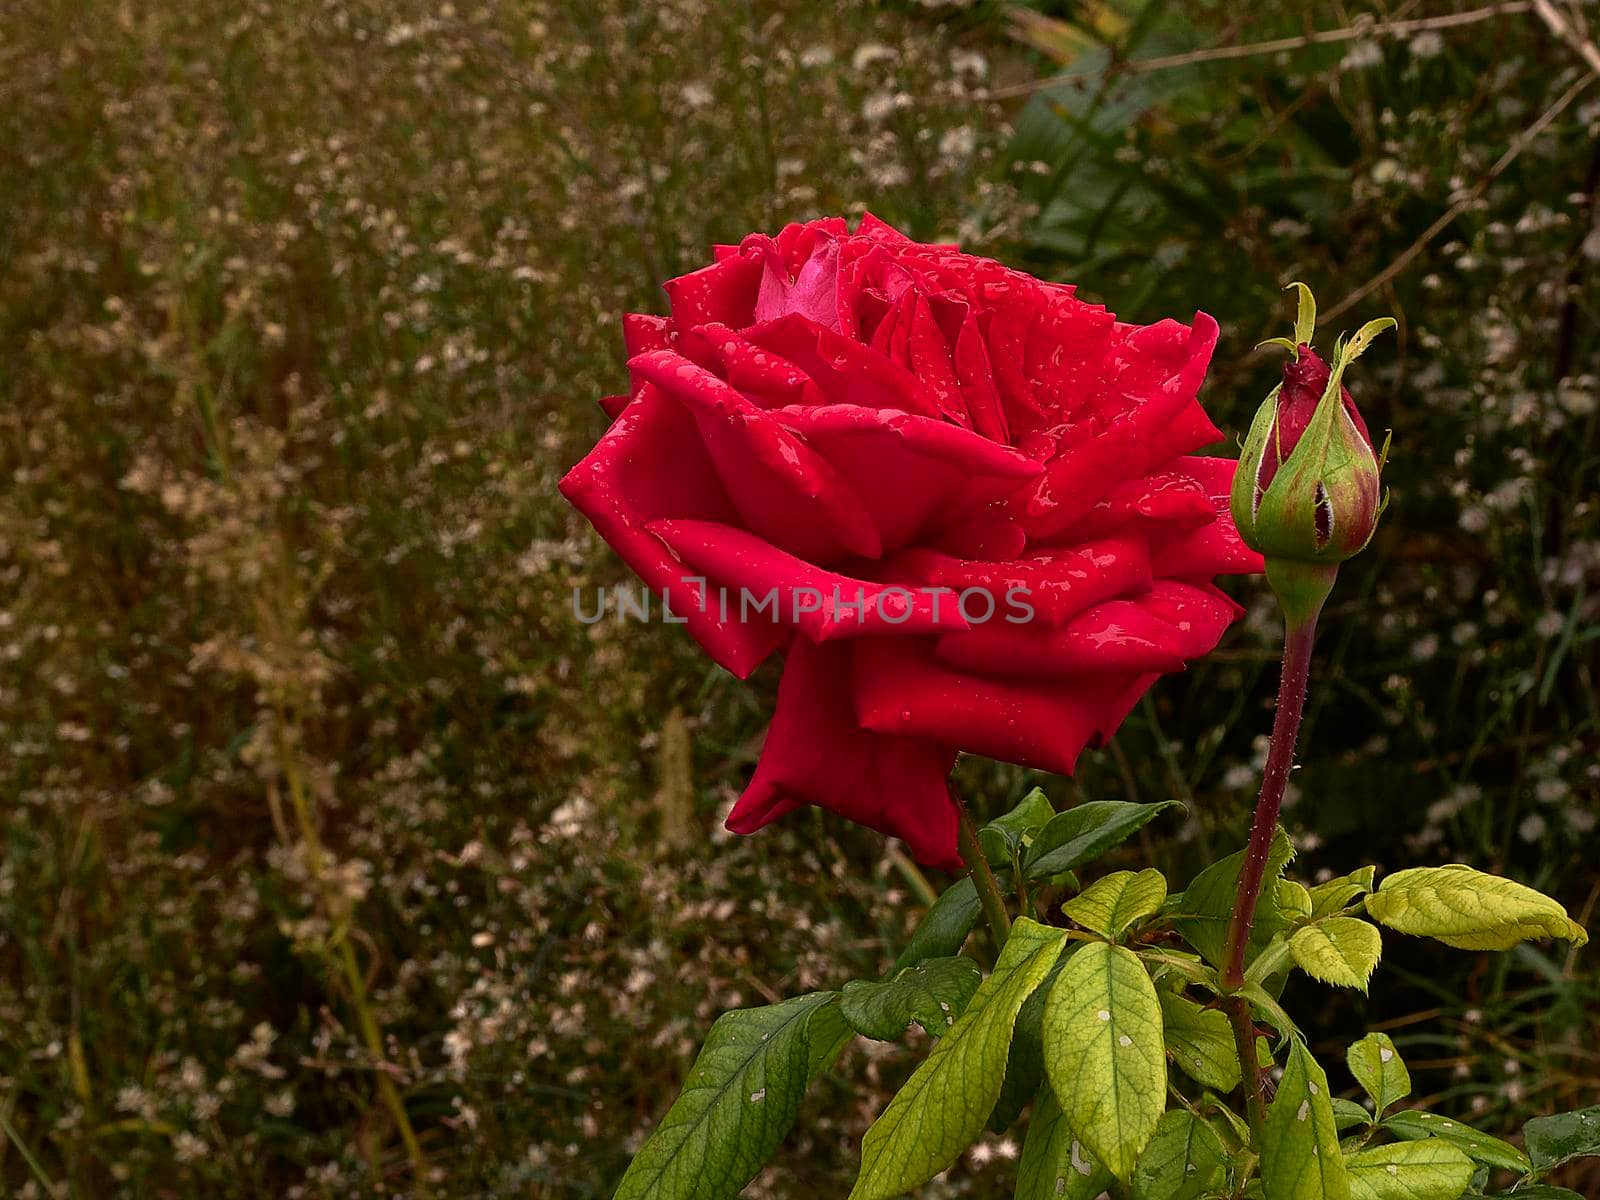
(0, 1104, 54, 1193)
(954, 792, 1011, 955)
(886, 845, 939, 908)
(275, 719, 429, 1180)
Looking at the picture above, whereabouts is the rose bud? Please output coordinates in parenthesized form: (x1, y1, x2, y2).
(1230, 284, 1393, 625)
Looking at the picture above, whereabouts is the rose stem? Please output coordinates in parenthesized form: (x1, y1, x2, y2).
(1222, 607, 1321, 1136)
(954, 790, 1012, 952)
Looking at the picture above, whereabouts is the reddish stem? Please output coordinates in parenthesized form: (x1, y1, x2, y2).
(1222, 610, 1319, 1140)
(1222, 614, 1318, 991)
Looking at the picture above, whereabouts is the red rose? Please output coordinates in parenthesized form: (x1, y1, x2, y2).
(560, 214, 1262, 869)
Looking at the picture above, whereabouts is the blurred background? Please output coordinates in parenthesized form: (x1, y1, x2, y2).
(2, 0, 1598, 1196)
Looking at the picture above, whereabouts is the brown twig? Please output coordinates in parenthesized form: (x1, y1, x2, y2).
(1532, 0, 1600, 76)
(1322, 70, 1597, 325)
(975, 3, 1535, 102)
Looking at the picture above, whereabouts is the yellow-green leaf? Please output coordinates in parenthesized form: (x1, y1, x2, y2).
(1365, 865, 1588, 951)
(1261, 1038, 1350, 1200)
(1158, 989, 1240, 1092)
(1288, 281, 1317, 346)
(1289, 918, 1382, 991)
(1344, 1138, 1473, 1200)
(1015, 1082, 1114, 1200)
(1346, 1033, 1409, 1114)
(1130, 1109, 1228, 1200)
(1064, 869, 1167, 940)
(1343, 317, 1398, 365)
(1309, 867, 1377, 919)
(1169, 827, 1295, 969)
(1278, 879, 1313, 923)
(1042, 942, 1166, 1181)
(850, 919, 1067, 1200)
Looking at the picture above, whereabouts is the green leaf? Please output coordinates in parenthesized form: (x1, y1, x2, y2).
(1210, 1098, 1253, 1148)
(850, 919, 1068, 1200)
(1309, 867, 1377, 919)
(1170, 827, 1296, 969)
(988, 957, 1063, 1133)
(1130, 1109, 1228, 1200)
(1364, 865, 1589, 951)
(1346, 1033, 1410, 1115)
(1342, 317, 1398, 366)
(1064, 869, 1168, 940)
(614, 992, 846, 1200)
(1015, 1082, 1115, 1200)
(1290, 919, 1382, 991)
(1278, 879, 1313, 924)
(1463, 1188, 1582, 1199)
(980, 787, 1057, 863)
(895, 877, 979, 970)
(840, 957, 983, 1042)
(1242, 980, 1302, 1045)
(1011, 1081, 1113, 1200)
(1333, 1097, 1375, 1132)
(1042, 941, 1166, 1181)
(1288, 280, 1317, 346)
(1158, 989, 1240, 1092)
(1137, 947, 1219, 992)
(1344, 1139, 1473, 1200)
(1383, 1111, 1530, 1175)
(1024, 800, 1183, 880)
(1260, 1038, 1350, 1200)
(1524, 1104, 1600, 1174)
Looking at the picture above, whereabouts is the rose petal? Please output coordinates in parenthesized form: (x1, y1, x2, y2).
(754, 238, 842, 332)
(905, 291, 972, 428)
(852, 638, 1155, 776)
(676, 323, 823, 408)
(662, 250, 762, 329)
(623, 313, 674, 357)
(856, 212, 917, 244)
(934, 580, 1241, 676)
(953, 305, 1009, 443)
(558, 385, 786, 677)
(729, 639, 961, 869)
(772, 402, 1039, 552)
(886, 538, 1153, 626)
(1070, 469, 1218, 540)
(648, 519, 969, 642)
(1145, 457, 1264, 577)
(1024, 313, 1224, 540)
(744, 314, 943, 419)
(931, 508, 1028, 561)
(629, 350, 882, 563)
(1148, 516, 1264, 578)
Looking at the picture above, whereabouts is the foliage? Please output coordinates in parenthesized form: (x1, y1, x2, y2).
(617, 794, 1593, 1199)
